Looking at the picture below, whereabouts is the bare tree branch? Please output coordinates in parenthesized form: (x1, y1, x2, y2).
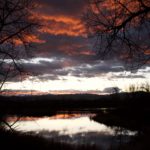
(0, 0, 40, 90)
(84, 0, 150, 69)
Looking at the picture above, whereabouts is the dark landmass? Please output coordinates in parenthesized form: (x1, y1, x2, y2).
(0, 91, 150, 116)
(0, 129, 99, 150)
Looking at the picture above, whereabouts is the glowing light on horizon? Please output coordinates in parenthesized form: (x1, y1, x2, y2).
(2, 74, 150, 94)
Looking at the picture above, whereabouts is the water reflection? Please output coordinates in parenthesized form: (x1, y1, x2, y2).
(6, 114, 137, 150)
(7, 114, 114, 134)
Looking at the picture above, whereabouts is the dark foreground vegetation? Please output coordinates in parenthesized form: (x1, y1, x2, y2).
(0, 91, 150, 150)
(0, 128, 100, 150)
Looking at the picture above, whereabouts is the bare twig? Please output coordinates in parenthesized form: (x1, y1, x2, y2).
(84, 0, 150, 69)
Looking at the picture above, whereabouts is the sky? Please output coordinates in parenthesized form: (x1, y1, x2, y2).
(2, 0, 150, 94)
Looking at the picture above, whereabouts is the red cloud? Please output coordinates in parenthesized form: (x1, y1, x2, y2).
(14, 35, 45, 46)
(35, 14, 86, 37)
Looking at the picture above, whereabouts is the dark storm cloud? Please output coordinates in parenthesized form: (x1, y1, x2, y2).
(112, 74, 146, 79)
(28, 0, 99, 78)
(22, 59, 63, 75)
(4, 56, 148, 83)
(19, 58, 124, 80)
(37, 0, 86, 16)
(36, 74, 60, 81)
(67, 61, 124, 78)
(5, 0, 147, 84)
(35, 35, 92, 57)
(35, 0, 86, 37)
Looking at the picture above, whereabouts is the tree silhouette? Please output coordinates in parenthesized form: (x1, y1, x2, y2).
(0, 0, 39, 90)
(84, 0, 150, 69)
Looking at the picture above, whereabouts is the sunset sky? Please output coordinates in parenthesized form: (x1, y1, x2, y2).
(2, 0, 150, 94)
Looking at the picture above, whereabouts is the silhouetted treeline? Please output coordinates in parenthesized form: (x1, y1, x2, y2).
(0, 91, 150, 116)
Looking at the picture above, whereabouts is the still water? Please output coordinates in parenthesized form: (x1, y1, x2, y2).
(6, 113, 137, 150)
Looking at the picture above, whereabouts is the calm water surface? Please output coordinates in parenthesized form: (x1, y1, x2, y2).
(6, 113, 137, 150)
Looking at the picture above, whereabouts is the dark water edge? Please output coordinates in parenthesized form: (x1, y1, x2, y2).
(0, 128, 101, 150)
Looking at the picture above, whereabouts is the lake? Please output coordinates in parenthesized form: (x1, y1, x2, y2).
(5, 113, 137, 150)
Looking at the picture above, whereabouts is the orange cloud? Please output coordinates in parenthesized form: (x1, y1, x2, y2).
(88, 0, 149, 32)
(58, 41, 94, 56)
(144, 49, 150, 55)
(79, 50, 95, 56)
(37, 14, 86, 37)
(14, 34, 45, 46)
(40, 15, 80, 24)
(25, 35, 45, 43)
